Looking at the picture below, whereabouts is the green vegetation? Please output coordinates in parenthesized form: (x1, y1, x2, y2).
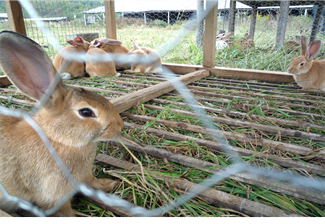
(0, 11, 325, 217)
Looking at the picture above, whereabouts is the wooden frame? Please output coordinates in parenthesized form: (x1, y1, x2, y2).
(4, 0, 26, 36)
(104, 0, 117, 39)
(0, 0, 297, 87)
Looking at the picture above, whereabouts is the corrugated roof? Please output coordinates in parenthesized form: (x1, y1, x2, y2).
(82, 0, 251, 14)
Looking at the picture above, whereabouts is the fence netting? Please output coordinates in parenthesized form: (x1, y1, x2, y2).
(0, 0, 325, 217)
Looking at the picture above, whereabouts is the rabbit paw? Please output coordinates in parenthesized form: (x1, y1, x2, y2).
(84, 173, 119, 193)
(94, 178, 119, 193)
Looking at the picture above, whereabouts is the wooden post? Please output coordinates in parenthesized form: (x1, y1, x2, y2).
(310, 4, 324, 44)
(104, 0, 117, 39)
(228, 0, 236, 33)
(202, 0, 218, 68)
(249, 6, 257, 39)
(4, 0, 26, 36)
(274, 0, 290, 49)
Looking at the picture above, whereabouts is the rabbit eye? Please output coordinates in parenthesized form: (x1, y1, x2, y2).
(299, 62, 305, 66)
(79, 108, 96, 118)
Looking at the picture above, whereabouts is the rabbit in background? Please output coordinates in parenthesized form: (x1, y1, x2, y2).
(86, 39, 120, 77)
(53, 37, 89, 80)
(127, 42, 162, 73)
(287, 35, 325, 91)
(92, 38, 130, 70)
(0, 31, 124, 216)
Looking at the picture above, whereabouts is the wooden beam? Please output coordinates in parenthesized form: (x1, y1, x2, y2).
(0, 209, 11, 217)
(274, 0, 290, 49)
(0, 76, 12, 87)
(4, 0, 26, 36)
(163, 63, 295, 83)
(110, 70, 210, 113)
(249, 6, 257, 39)
(310, 4, 324, 43)
(203, 0, 218, 68)
(228, 0, 236, 33)
(104, 0, 117, 39)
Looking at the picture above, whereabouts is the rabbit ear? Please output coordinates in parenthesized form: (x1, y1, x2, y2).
(296, 36, 301, 44)
(308, 40, 322, 60)
(133, 42, 140, 50)
(93, 40, 103, 48)
(105, 40, 122, 46)
(67, 37, 84, 46)
(0, 31, 59, 101)
(300, 36, 308, 57)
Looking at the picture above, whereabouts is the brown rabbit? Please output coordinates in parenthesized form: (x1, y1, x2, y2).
(128, 42, 162, 73)
(86, 39, 120, 77)
(53, 37, 89, 80)
(235, 33, 255, 50)
(92, 38, 129, 70)
(287, 36, 325, 91)
(0, 31, 124, 216)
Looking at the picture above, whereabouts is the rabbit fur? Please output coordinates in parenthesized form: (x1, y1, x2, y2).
(92, 38, 130, 70)
(127, 42, 162, 73)
(287, 36, 325, 91)
(53, 37, 89, 80)
(86, 39, 120, 77)
(0, 31, 124, 216)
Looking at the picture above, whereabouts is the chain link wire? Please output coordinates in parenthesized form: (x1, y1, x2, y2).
(0, 0, 324, 217)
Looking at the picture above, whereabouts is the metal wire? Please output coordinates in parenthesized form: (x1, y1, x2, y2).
(0, 0, 324, 217)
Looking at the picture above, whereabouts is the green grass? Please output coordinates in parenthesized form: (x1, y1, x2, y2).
(1, 13, 325, 217)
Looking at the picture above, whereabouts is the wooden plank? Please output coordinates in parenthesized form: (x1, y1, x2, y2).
(110, 70, 210, 113)
(4, 1, 26, 36)
(274, 0, 290, 49)
(104, 0, 117, 39)
(202, 0, 218, 68)
(96, 153, 300, 217)
(228, 0, 236, 33)
(163, 63, 295, 83)
(0, 76, 12, 87)
(0, 209, 11, 217)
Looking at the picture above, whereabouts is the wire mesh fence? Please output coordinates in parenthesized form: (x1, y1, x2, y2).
(0, 0, 325, 217)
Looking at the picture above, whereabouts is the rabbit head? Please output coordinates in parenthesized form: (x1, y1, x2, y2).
(287, 36, 321, 75)
(67, 37, 89, 51)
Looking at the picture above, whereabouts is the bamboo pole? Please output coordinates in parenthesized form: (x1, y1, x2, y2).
(149, 98, 325, 131)
(121, 112, 325, 160)
(106, 133, 325, 206)
(95, 153, 300, 217)
(142, 104, 325, 142)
